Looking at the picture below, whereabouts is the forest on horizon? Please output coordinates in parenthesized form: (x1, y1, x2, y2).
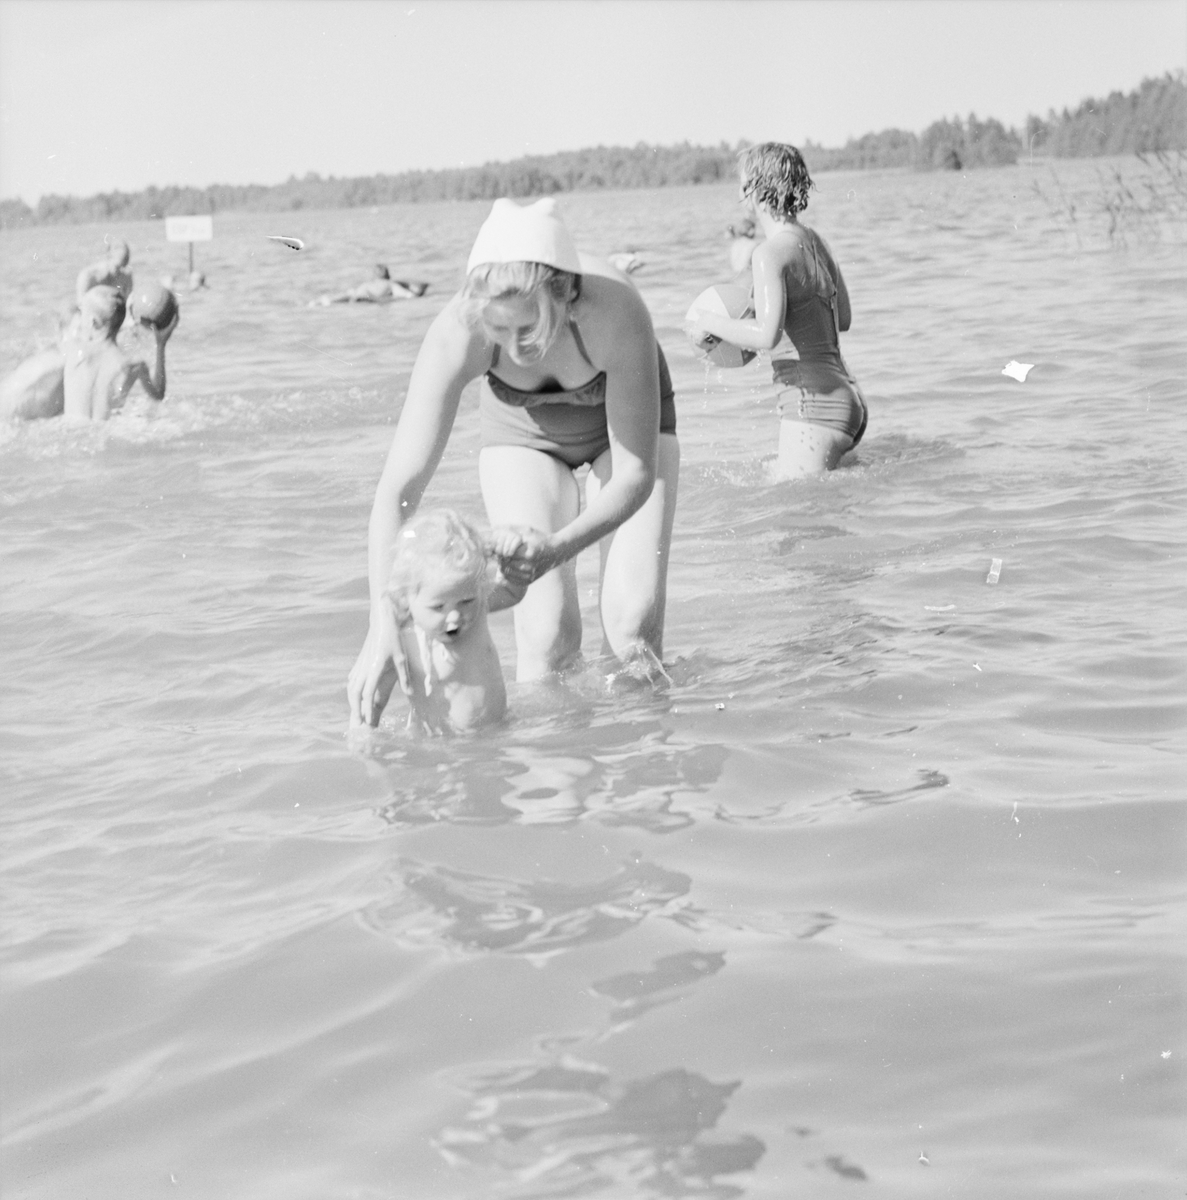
(2, 72, 1183, 229)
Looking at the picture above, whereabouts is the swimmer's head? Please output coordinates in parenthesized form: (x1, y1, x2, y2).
(386, 509, 490, 615)
(80, 285, 126, 336)
(107, 238, 131, 268)
(374, 264, 390, 279)
(462, 198, 581, 362)
(738, 143, 814, 219)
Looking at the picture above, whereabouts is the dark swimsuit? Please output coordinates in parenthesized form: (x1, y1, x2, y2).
(480, 320, 676, 469)
(771, 230, 868, 446)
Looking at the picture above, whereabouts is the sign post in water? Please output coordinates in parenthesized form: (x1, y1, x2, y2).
(165, 214, 213, 277)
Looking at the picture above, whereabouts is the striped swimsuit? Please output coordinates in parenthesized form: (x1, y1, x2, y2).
(771, 229, 867, 445)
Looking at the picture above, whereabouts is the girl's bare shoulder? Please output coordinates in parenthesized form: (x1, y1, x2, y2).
(757, 224, 811, 260)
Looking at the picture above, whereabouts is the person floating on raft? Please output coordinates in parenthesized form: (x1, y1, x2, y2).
(311, 264, 429, 306)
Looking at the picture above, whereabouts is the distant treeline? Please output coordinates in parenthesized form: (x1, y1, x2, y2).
(3, 73, 1182, 228)
(6, 143, 739, 229)
(804, 72, 1185, 171)
(1024, 71, 1187, 157)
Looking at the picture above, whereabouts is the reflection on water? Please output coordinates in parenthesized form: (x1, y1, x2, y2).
(376, 721, 728, 832)
(437, 1057, 764, 1199)
(1, 162, 1183, 1198)
(591, 950, 727, 1023)
(361, 853, 692, 960)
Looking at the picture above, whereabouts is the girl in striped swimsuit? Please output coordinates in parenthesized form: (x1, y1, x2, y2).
(687, 142, 867, 478)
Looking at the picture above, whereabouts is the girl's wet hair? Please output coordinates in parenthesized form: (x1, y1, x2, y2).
(387, 509, 489, 599)
(738, 142, 815, 218)
(459, 261, 580, 357)
(80, 284, 126, 335)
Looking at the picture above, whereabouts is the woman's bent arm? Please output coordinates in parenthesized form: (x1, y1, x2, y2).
(349, 298, 486, 726)
(366, 299, 486, 606)
(688, 239, 788, 351)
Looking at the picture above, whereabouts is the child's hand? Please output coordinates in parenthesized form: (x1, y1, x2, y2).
(154, 309, 180, 344)
(486, 527, 527, 561)
(496, 528, 559, 588)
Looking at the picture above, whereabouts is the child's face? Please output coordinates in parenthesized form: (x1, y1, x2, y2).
(406, 570, 482, 642)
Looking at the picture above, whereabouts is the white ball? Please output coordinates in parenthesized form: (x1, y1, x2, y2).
(685, 284, 757, 368)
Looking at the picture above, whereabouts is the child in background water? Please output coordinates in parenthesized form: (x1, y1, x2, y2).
(63, 285, 178, 421)
(382, 510, 526, 733)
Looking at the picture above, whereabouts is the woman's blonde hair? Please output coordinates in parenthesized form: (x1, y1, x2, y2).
(738, 142, 814, 219)
(387, 509, 489, 604)
(459, 261, 579, 357)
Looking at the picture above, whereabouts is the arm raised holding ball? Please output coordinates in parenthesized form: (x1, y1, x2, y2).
(63, 286, 179, 421)
(121, 307, 179, 405)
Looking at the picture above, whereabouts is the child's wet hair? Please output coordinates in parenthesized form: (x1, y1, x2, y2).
(738, 142, 815, 219)
(387, 509, 489, 599)
(459, 261, 580, 358)
(80, 285, 126, 335)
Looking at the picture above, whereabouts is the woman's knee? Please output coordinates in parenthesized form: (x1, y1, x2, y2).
(602, 592, 664, 655)
(600, 553, 667, 655)
(513, 573, 582, 678)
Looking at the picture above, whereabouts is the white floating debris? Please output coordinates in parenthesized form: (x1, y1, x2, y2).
(919, 1152, 930, 1165)
(1002, 360, 1034, 382)
(924, 604, 955, 612)
(986, 558, 1002, 584)
(715, 702, 726, 711)
(267, 235, 305, 250)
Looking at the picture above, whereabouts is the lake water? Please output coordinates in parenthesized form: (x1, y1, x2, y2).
(1, 159, 1184, 1199)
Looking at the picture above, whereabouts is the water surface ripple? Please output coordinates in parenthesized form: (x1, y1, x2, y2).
(2, 160, 1184, 1198)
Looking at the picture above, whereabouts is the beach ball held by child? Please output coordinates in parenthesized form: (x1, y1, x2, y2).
(129, 283, 178, 329)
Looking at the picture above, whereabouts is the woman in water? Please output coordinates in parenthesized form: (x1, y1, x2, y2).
(687, 142, 867, 478)
(347, 197, 680, 728)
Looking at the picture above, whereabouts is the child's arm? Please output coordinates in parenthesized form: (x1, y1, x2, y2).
(686, 240, 789, 352)
(131, 309, 179, 401)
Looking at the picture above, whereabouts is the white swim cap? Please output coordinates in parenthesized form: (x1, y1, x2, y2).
(466, 197, 581, 275)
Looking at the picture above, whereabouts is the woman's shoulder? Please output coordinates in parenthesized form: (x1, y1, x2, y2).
(573, 271, 653, 360)
(421, 291, 492, 372)
(762, 224, 831, 279)
(575, 259, 649, 316)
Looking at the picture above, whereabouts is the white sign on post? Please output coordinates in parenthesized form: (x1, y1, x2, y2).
(165, 215, 213, 242)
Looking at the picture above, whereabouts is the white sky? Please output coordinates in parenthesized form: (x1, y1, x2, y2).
(1, 0, 1184, 204)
